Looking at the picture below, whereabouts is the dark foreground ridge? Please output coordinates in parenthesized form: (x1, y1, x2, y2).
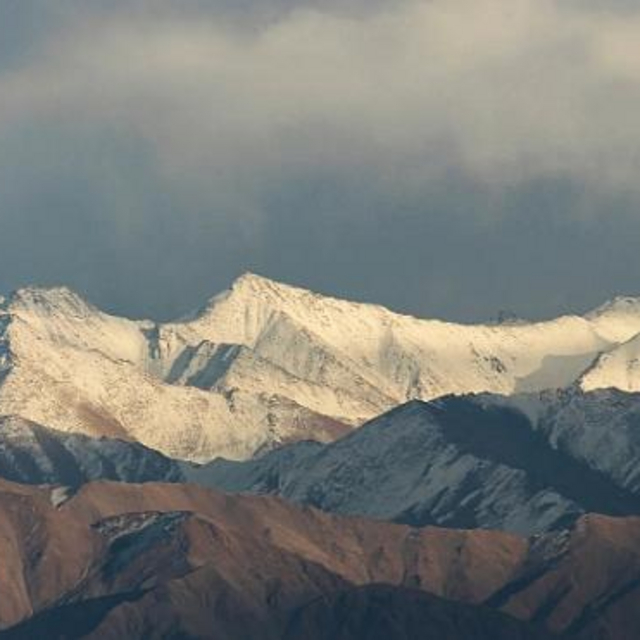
(0, 479, 639, 639)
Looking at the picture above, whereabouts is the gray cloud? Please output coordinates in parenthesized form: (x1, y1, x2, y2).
(0, 0, 639, 322)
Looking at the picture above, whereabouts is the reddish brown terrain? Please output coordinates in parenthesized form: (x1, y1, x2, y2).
(0, 478, 638, 639)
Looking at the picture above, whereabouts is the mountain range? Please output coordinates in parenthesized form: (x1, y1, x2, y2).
(3, 275, 640, 638)
(2, 274, 640, 462)
(3, 386, 640, 537)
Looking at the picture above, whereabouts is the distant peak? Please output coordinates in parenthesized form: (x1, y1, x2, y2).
(586, 295, 640, 318)
(227, 272, 312, 299)
(8, 285, 96, 316)
(231, 272, 311, 291)
(13, 284, 78, 296)
(232, 272, 278, 289)
(11, 284, 82, 300)
(181, 273, 287, 322)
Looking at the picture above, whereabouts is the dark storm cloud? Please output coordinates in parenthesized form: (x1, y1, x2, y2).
(1, 0, 640, 322)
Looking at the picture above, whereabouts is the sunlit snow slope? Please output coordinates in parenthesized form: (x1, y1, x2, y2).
(0, 274, 638, 461)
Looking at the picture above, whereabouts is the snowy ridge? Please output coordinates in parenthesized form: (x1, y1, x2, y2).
(0, 415, 183, 487)
(190, 388, 640, 535)
(0, 274, 639, 460)
(580, 332, 640, 393)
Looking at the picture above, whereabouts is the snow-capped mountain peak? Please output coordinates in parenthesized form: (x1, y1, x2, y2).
(0, 275, 639, 461)
(6, 285, 96, 318)
(586, 295, 640, 316)
(583, 295, 640, 343)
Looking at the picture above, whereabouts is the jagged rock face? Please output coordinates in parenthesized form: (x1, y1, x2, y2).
(0, 479, 638, 640)
(1, 275, 640, 461)
(191, 389, 640, 535)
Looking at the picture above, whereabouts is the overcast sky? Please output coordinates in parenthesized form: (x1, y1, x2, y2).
(1, 0, 639, 322)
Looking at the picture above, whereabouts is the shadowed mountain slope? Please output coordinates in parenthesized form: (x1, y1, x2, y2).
(191, 389, 640, 534)
(0, 415, 183, 488)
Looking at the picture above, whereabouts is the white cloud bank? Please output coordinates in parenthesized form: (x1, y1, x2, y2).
(0, 0, 639, 322)
(2, 0, 640, 200)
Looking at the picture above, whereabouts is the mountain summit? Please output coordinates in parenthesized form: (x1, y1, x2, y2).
(0, 275, 639, 461)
